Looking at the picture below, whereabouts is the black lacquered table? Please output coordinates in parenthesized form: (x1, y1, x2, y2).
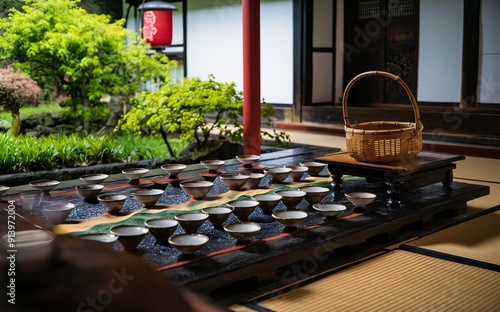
(0, 146, 489, 309)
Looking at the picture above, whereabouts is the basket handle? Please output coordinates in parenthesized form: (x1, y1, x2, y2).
(342, 70, 422, 128)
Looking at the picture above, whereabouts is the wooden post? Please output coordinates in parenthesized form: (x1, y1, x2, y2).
(460, 0, 480, 108)
(242, 0, 261, 155)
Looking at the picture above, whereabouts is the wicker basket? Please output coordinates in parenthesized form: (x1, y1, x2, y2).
(343, 71, 423, 163)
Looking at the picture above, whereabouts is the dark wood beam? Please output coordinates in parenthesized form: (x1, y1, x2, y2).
(292, 0, 312, 122)
(460, 0, 481, 108)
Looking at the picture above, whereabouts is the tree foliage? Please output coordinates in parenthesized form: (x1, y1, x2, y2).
(116, 75, 243, 148)
(0, 0, 23, 19)
(0, 0, 175, 131)
(116, 75, 290, 154)
(0, 68, 41, 136)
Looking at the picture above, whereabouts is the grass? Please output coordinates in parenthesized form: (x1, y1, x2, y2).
(0, 132, 189, 174)
(0, 104, 65, 125)
(0, 103, 190, 174)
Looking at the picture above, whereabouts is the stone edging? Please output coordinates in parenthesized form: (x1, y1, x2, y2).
(0, 159, 158, 187)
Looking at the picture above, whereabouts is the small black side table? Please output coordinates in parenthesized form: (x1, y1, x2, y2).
(315, 152, 465, 208)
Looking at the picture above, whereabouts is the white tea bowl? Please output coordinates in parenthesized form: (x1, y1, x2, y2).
(272, 210, 308, 227)
(122, 168, 149, 180)
(345, 192, 376, 208)
(168, 233, 209, 255)
(98, 193, 127, 213)
(160, 164, 187, 178)
(133, 188, 164, 207)
(180, 181, 214, 199)
(224, 222, 261, 242)
(264, 167, 292, 183)
(312, 202, 346, 218)
(252, 193, 283, 215)
(42, 203, 75, 224)
(275, 190, 307, 209)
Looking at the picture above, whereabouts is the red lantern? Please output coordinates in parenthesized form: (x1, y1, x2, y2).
(138, 1, 177, 48)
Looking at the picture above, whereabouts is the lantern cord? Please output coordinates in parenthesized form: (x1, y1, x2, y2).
(138, 0, 147, 34)
(124, 3, 132, 29)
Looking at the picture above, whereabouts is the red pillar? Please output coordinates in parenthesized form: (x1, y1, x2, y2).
(242, 0, 261, 155)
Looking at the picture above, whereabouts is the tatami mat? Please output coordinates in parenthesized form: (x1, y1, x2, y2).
(229, 250, 500, 312)
(404, 208, 500, 267)
(456, 180, 499, 212)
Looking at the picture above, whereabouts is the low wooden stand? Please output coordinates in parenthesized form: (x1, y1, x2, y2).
(315, 152, 465, 208)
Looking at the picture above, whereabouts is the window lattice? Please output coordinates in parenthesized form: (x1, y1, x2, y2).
(388, 0, 415, 17)
(359, 0, 415, 19)
(359, 0, 380, 20)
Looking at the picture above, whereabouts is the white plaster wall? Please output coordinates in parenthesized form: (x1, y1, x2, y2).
(418, 0, 463, 103)
(171, 2, 184, 46)
(260, 0, 294, 104)
(187, 0, 294, 104)
(478, 0, 500, 104)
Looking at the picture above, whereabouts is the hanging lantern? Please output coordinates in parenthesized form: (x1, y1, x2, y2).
(138, 1, 177, 48)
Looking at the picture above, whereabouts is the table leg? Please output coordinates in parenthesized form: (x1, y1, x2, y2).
(332, 173, 343, 193)
(386, 181, 402, 209)
(442, 170, 453, 191)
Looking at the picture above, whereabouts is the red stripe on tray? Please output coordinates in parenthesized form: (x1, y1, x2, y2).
(28, 176, 192, 198)
(155, 212, 364, 271)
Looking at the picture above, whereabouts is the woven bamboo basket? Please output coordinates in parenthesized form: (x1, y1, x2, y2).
(343, 71, 423, 163)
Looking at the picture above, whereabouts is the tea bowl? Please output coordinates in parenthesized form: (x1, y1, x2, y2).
(110, 225, 149, 252)
(200, 159, 225, 172)
(299, 186, 330, 205)
(97, 193, 127, 214)
(201, 206, 233, 226)
(345, 192, 376, 208)
(122, 168, 149, 181)
(168, 233, 209, 255)
(133, 188, 164, 207)
(264, 167, 292, 183)
(75, 184, 104, 199)
(42, 203, 75, 224)
(227, 200, 259, 220)
(174, 212, 209, 233)
(272, 210, 308, 228)
(236, 154, 260, 167)
(286, 165, 309, 182)
(275, 190, 306, 209)
(160, 163, 187, 178)
(180, 181, 214, 199)
(79, 234, 118, 243)
(1, 230, 55, 273)
(29, 179, 60, 193)
(19, 191, 43, 214)
(145, 219, 179, 242)
(0, 185, 10, 197)
(312, 203, 346, 218)
(80, 173, 108, 185)
(299, 161, 327, 176)
(242, 173, 265, 189)
(220, 173, 250, 190)
(224, 222, 261, 242)
(252, 193, 283, 215)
